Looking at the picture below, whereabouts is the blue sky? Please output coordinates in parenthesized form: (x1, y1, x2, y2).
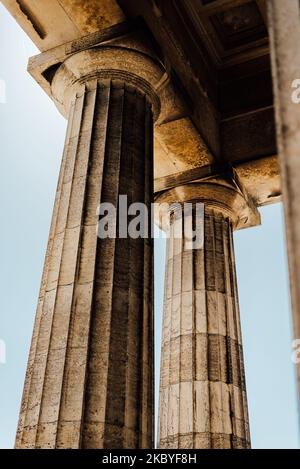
(0, 3, 299, 449)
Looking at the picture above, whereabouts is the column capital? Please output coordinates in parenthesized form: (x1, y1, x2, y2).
(27, 22, 184, 123)
(51, 46, 164, 119)
(155, 176, 261, 231)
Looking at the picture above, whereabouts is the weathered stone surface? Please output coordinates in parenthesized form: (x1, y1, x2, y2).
(3, 0, 297, 451)
(15, 79, 155, 449)
(1, 0, 125, 51)
(157, 184, 252, 449)
(2, 2, 281, 206)
(268, 0, 300, 397)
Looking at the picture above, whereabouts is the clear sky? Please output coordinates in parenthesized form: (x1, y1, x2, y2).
(0, 3, 299, 449)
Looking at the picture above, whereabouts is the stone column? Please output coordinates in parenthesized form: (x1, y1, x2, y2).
(157, 180, 260, 449)
(15, 45, 165, 449)
(267, 0, 300, 397)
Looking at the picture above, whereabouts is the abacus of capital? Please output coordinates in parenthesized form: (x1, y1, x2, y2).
(2, 0, 300, 450)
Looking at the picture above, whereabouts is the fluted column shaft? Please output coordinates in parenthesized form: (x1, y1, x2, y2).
(16, 79, 154, 449)
(158, 201, 251, 449)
